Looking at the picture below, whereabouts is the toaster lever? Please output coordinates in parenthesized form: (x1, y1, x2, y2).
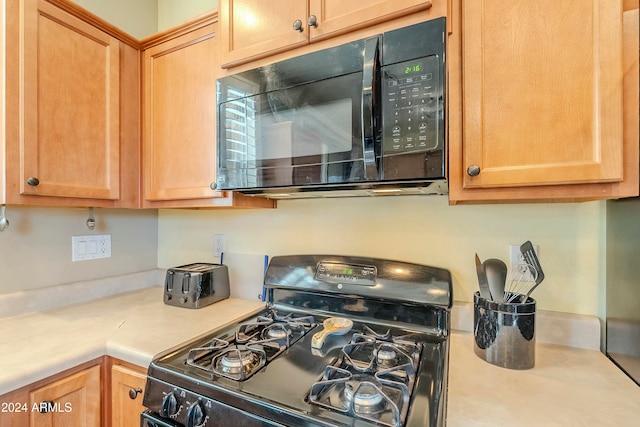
(166, 271, 174, 292)
(182, 273, 191, 293)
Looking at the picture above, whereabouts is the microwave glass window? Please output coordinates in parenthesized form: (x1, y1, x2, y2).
(259, 98, 352, 159)
(219, 73, 364, 189)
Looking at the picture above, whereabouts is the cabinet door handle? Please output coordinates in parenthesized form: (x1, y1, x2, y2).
(210, 182, 217, 190)
(292, 19, 303, 32)
(307, 15, 318, 28)
(467, 165, 481, 177)
(129, 387, 143, 400)
(38, 401, 55, 413)
(27, 177, 40, 186)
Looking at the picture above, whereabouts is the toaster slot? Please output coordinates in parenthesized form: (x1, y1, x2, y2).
(182, 273, 191, 294)
(166, 271, 174, 292)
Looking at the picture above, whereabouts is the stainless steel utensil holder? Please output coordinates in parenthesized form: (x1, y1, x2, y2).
(473, 291, 536, 370)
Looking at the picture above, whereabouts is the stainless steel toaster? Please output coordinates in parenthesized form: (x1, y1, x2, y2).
(164, 263, 230, 308)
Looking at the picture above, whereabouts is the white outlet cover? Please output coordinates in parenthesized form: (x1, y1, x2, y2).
(72, 234, 111, 261)
(509, 243, 538, 281)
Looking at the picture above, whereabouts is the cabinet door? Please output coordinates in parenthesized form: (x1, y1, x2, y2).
(143, 23, 223, 201)
(29, 364, 101, 427)
(111, 364, 147, 427)
(461, 0, 623, 189)
(220, 0, 309, 67)
(20, 0, 120, 200)
(308, 0, 433, 41)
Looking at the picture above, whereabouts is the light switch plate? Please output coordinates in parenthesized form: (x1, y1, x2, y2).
(72, 234, 111, 261)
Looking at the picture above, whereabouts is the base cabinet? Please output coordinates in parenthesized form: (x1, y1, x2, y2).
(29, 364, 101, 427)
(111, 363, 147, 427)
(0, 358, 149, 427)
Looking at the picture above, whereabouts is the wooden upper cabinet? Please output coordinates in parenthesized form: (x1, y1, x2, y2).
(220, 0, 435, 68)
(29, 364, 101, 427)
(307, 0, 433, 41)
(141, 14, 275, 209)
(220, 0, 308, 67)
(448, 0, 638, 203)
(20, 0, 120, 200)
(143, 22, 220, 202)
(463, 0, 623, 188)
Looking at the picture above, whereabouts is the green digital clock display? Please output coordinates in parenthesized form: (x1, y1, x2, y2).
(404, 64, 421, 74)
(343, 268, 354, 275)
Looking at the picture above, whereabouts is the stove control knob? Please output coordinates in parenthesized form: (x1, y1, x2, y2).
(161, 392, 180, 418)
(187, 401, 207, 427)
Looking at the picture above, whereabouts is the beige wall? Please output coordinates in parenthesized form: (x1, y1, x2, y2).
(73, 0, 158, 39)
(0, 207, 158, 295)
(72, 0, 218, 37)
(158, 197, 606, 318)
(158, 0, 217, 32)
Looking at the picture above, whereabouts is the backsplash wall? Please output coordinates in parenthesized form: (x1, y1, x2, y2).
(158, 196, 606, 318)
(0, 207, 158, 295)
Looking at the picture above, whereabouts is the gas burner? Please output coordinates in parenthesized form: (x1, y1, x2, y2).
(342, 379, 387, 415)
(262, 324, 291, 340)
(212, 347, 265, 380)
(237, 310, 316, 344)
(375, 345, 399, 367)
(310, 366, 408, 427)
(219, 350, 258, 374)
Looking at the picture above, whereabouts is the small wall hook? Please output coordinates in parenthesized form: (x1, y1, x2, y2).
(0, 205, 9, 232)
(86, 207, 96, 230)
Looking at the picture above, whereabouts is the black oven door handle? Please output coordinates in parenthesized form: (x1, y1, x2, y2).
(361, 36, 380, 181)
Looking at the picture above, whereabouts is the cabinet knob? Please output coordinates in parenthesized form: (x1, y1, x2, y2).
(467, 165, 481, 177)
(210, 182, 217, 190)
(307, 15, 318, 28)
(38, 401, 55, 413)
(27, 177, 40, 186)
(129, 387, 143, 400)
(292, 19, 303, 32)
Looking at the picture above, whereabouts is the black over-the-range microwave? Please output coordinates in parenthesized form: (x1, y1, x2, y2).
(216, 17, 446, 198)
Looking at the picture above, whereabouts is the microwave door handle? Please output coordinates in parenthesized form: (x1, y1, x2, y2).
(362, 36, 380, 180)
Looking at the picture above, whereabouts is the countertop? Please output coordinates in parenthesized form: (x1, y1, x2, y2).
(1, 286, 639, 425)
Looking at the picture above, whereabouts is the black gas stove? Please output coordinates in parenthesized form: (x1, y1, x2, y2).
(141, 255, 452, 427)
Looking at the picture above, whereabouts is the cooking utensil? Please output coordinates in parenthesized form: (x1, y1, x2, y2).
(483, 258, 507, 303)
(505, 262, 538, 303)
(311, 317, 354, 349)
(475, 253, 493, 300)
(520, 241, 545, 302)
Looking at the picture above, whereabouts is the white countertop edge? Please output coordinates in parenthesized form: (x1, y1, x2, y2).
(0, 345, 107, 395)
(451, 300, 601, 350)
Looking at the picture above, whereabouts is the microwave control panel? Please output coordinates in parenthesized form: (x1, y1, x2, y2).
(382, 56, 441, 156)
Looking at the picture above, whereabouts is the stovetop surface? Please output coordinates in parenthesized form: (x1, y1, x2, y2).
(148, 308, 448, 427)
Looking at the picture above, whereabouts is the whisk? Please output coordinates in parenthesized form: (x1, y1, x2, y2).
(504, 263, 538, 303)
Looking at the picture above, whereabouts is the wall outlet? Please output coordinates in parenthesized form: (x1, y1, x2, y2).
(213, 234, 226, 257)
(72, 234, 111, 261)
(509, 243, 538, 280)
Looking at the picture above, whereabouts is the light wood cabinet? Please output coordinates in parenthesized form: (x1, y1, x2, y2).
(3, 0, 140, 208)
(111, 363, 147, 427)
(141, 12, 274, 209)
(448, 0, 639, 203)
(220, 0, 436, 68)
(0, 358, 151, 427)
(29, 364, 101, 427)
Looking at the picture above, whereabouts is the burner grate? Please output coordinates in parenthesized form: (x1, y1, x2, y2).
(308, 327, 422, 427)
(185, 309, 316, 381)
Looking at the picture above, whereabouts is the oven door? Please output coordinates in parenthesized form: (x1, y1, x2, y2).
(217, 38, 380, 192)
(141, 410, 181, 427)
